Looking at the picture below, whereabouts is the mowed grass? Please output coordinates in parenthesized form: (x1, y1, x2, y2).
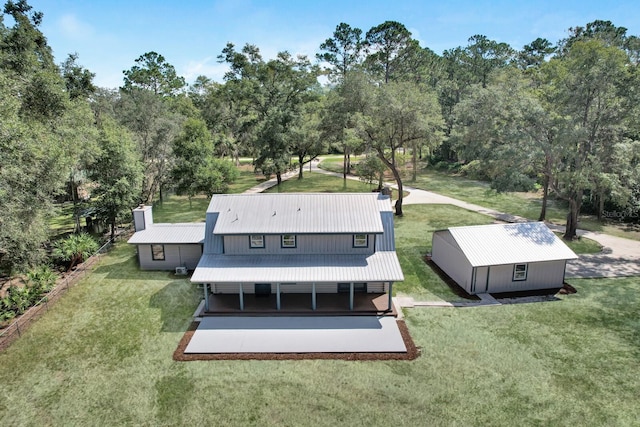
(4, 170, 638, 425)
(265, 171, 382, 193)
(1, 241, 638, 425)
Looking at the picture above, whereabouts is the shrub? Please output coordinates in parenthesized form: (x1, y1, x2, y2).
(52, 233, 99, 271)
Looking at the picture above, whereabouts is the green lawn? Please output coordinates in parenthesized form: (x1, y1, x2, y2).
(1, 240, 638, 425)
(265, 171, 384, 193)
(5, 168, 638, 425)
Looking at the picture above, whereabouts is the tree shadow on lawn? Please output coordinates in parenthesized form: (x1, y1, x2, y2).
(93, 255, 178, 281)
(149, 280, 199, 333)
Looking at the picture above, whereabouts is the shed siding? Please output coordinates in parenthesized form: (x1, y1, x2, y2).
(136, 244, 202, 270)
(210, 282, 387, 294)
(486, 260, 567, 293)
(431, 231, 473, 292)
(222, 234, 374, 255)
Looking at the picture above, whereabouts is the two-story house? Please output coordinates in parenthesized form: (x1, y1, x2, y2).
(192, 193, 404, 312)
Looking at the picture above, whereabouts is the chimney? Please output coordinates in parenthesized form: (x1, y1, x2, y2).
(132, 205, 153, 232)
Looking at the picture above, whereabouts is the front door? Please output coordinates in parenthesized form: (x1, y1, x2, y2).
(254, 283, 272, 297)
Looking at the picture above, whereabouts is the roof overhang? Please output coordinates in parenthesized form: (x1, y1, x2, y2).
(191, 251, 404, 284)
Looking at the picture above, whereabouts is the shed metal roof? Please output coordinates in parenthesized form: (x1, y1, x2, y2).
(191, 251, 404, 283)
(127, 223, 205, 244)
(441, 222, 578, 267)
(208, 193, 389, 235)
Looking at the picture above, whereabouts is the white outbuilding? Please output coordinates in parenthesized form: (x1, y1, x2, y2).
(431, 222, 578, 294)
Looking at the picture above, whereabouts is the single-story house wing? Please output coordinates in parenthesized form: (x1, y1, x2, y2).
(127, 205, 205, 270)
(431, 222, 578, 294)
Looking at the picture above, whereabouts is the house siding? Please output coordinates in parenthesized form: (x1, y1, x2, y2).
(203, 212, 223, 254)
(136, 244, 202, 270)
(376, 211, 396, 251)
(431, 231, 473, 292)
(210, 282, 388, 294)
(222, 234, 375, 255)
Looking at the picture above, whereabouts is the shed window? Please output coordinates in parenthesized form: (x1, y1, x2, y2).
(250, 235, 265, 248)
(513, 264, 528, 281)
(353, 234, 368, 248)
(281, 234, 296, 248)
(151, 244, 165, 261)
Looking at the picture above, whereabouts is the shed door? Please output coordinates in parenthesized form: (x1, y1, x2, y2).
(476, 267, 489, 293)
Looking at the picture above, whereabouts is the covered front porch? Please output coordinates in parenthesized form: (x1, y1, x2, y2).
(199, 290, 396, 316)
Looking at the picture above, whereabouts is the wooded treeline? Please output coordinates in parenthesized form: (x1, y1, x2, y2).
(1, 0, 639, 274)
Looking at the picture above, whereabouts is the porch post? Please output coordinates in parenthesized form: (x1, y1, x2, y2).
(239, 283, 244, 311)
(388, 282, 393, 311)
(349, 282, 354, 311)
(203, 283, 209, 311)
(276, 283, 281, 310)
(312, 282, 316, 310)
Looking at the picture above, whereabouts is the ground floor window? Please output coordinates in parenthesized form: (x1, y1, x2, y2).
(513, 264, 528, 281)
(337, 282, 367, 293)
(151, 244, 165, 261)
(254, 283, 272, 296)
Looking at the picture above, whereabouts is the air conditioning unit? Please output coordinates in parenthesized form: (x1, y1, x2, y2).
(175, 266, 188, 275)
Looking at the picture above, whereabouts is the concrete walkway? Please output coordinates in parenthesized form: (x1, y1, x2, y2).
(246, 159, 640, 280)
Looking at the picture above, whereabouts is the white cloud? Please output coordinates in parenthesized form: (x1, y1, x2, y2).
(182, 57, 230, 83)
(58, 14, 94, 40)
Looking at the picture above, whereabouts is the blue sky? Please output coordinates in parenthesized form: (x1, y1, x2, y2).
(27, 0, 640, 88)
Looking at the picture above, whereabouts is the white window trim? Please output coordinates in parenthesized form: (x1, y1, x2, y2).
(249, 235, 265, 248)
(513, 263, 528, 281)
(281, 234, 296, 248)
(353, 234, 368, 248)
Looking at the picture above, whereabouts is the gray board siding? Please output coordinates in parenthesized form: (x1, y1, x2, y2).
(136, 244, 202, 270)
(223, 234, 375, 255)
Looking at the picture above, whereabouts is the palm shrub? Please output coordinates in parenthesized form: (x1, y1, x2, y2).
(26, 265, 57, 293)
(52, 233, 99, 271)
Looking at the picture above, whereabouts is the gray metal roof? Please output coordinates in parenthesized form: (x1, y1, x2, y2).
(191, 251, 404, 283)
(442, 222, 578, 267)
(207, 193, 390, 235)
(127, 223, 205, 244)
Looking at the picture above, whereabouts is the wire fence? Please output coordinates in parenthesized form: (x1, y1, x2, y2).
(0, 228, 131, 352)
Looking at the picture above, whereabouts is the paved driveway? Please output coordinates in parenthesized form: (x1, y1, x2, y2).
(185, 316, 407, 354)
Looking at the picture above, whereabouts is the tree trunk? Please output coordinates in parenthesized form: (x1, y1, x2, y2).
(564, 196, 581, 240)
(343, 148, 348, 180)
(110, 219, 116, 240)
(411, 145, 417, 182)
(276, 171, 282, 185)
(538, 173, 549, 221)
(298, 154, 305, 179)
(597, 190, 604, 221)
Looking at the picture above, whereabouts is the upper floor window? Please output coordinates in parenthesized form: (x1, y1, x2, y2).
(513, 264, 528, 281)
(151, 244, 165, 261)
(250, 235, 265, 248)
(353, 234, 368, 248)
(281, 234, 296, 248)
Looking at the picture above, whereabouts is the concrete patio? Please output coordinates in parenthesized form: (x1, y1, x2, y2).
(184, 316, 408, 354)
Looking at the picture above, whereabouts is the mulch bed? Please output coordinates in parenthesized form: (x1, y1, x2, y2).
(173, 319, 420, 361)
